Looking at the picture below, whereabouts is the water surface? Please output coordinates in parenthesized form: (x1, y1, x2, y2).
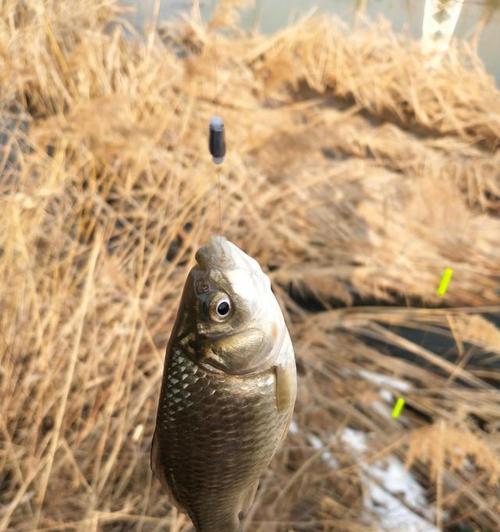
(121, 0, 500, 84)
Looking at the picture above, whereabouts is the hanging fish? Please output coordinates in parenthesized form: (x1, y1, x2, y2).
(151, 236, 297, 532)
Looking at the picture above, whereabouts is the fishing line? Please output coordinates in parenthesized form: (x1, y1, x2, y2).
(208, 28, 226, 235)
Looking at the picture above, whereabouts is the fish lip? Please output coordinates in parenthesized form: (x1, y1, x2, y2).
(195, 236, 261, 275)
(195, 235, 234, 271)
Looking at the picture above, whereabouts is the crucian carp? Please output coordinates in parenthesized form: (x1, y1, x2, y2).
(152, 236, 297, 532)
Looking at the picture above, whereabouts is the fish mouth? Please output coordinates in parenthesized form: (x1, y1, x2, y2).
(195, 236, 260, 274)
(195, 235, 232, 270)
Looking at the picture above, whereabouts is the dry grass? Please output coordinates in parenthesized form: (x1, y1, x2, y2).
(1, 0, 499, 530)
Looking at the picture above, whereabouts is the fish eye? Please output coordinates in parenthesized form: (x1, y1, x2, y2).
(209, 295, 232, 322)
(217, 300, 230, 317)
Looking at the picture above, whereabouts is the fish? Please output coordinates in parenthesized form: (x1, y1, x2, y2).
(151, 235, 297, 532)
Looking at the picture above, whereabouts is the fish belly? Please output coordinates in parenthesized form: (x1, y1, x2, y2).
(154, 347, 291, 531)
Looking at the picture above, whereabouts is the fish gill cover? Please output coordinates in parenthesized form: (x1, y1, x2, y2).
(0, 0, 499, 531)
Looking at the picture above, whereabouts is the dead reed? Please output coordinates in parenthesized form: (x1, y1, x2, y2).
(0, 0, 499, 530)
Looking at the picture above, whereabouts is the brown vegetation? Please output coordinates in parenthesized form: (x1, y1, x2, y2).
(0, 0, 499, 530)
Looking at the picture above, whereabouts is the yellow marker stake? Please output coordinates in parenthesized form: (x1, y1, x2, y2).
(437, 267, 453, 296)
(392, 397, 406, 419)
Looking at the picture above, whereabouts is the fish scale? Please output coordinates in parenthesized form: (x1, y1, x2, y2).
(155, 347, 290, 530)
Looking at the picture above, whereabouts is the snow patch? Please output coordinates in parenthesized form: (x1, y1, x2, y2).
(380, 389, 393, 403)
(359, 370, 410, 392)
(306, 433, 339, 468)
(341, 426, 368, 453)
(340, 428, 437, 532)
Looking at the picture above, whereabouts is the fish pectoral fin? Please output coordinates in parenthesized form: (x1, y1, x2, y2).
(150, 430, 159, 477)
(238, 480, 259, 520)
(274, 362, 296, 413)
(151, 431, 182, 509)
(150, 430, 168, 492)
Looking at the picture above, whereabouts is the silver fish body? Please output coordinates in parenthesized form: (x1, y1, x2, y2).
(151, 236, 297, 532)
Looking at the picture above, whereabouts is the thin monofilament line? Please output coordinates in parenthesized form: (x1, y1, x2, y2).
(213, 30, 223, 235)
(217, 166, 222, 233)
(214, 29, 219, 117)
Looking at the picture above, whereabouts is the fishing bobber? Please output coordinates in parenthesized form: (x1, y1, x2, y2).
(209, 116, 226, 164)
